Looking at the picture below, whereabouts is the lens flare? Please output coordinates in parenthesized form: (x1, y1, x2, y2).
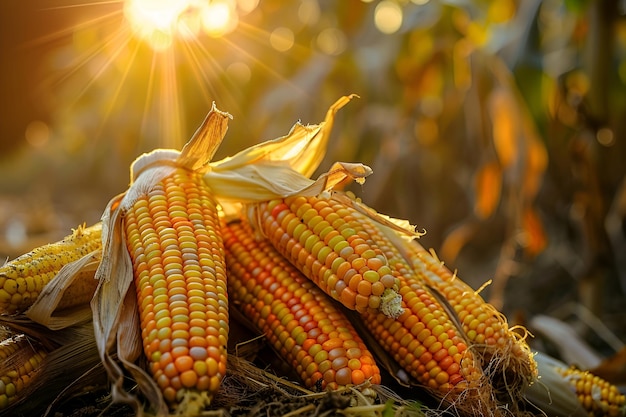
(124, 0, 239, 50)
(202, 0, 238, 37)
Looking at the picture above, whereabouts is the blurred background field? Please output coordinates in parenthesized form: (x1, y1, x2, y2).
(1, 0, 625, 389)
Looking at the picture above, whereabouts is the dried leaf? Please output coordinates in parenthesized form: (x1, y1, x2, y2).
(473, 161, 502, 219)
(521, 136, 548, 200)
(524, 352, 589, 417)
(591, 346, 626, 385)
(529, 314, 603, 370)
(206, 160, 373, 217)
(210, 94, 358, 178)
(488, 88, 519, 168)
(521, 206, 547, 256)
(178, 102, 232, 171)
(440, 221, 478, 262)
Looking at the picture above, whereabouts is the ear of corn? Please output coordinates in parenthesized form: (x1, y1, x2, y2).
(340, 190, 537, 399)
(320, 203, 482, 394)
(402, 242, 537, 394)
(0, 333, 47, 410)
(352, 215, 488, 396)
(222, 219, 381, 395)
(0, 223, 102, 314)
(527, 352, 626, 417)
(254, 195, 403, 318)
(555, 365, 626, 417)
(361, 281, 485, 394)
(124, 167, 228, 406)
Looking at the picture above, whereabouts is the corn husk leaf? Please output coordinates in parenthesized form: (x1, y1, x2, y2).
(178, 102, 231, 170)
(210, 94, 357, 177)
(327, 191, 424, 240)
(92, 189, 168, 416)
(524, 352, 588, 417)
(209, 161, 373, 218)
(529, 314, 603, 370)
(26, 247, 101, 330)
(206, 95, 368, 217)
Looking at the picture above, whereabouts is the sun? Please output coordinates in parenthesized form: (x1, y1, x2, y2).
(124, 0, 239, 50)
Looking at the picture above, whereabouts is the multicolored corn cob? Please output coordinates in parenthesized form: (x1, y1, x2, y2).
(403, 243, 537, 392)
(0, 333, 47, 410)
(556, 366, 626, 417)
(0, 223, 102, 314)
(254, 195, 403, 318)
(347, 207, 485, 394)
(222, 219, 381, 394)
(124, 167, 228, 405)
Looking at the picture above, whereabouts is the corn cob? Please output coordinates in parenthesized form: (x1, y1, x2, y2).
(222, 219, 381, 393)
(352, 212, 485, 394)
(124, 167, 228, 404)
(254, 195, 403, 318)
(0, 333, 47, 410)
(403, 243, 537, 393)
(0, 223, 102, 314)
(555, 366, 626, 417)
(528, 352, 626, 417)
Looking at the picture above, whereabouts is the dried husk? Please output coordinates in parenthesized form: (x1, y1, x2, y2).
(26, 248, 101, 329)
(523, 352, 589, 417)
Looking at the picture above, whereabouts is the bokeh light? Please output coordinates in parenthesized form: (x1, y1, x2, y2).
(269, 27, 295, 52)
(25, 121, 50, 149)
(374, 1, 403, 34)
(316, 28, 347, 56)
(226, 61, 251, 83)
(298, 0, 321, 26)
(124, 0, 196, 50)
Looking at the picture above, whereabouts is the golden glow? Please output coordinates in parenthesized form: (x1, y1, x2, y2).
(202, 0, 238, 38)
(374, 1, 403, 34)
(124, 0, 192, 50)
(124, 0, 241, 49)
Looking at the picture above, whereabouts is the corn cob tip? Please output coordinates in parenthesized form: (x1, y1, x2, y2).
(379, 288, 403, 319)
(173, 389, 212, 416)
